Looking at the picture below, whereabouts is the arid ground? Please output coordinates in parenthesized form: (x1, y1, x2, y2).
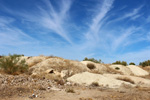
(0, 56, 150, 100)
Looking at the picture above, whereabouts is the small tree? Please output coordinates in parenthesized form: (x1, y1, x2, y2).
(83, 57, 102, 63)
(122, 61, 127, 66)
(112, 61, 127, 66)
(129, 62, 135, 65)
(0, 54, 28, 74)
(139, 60, 150, 67)
(112, 61, 121, 65)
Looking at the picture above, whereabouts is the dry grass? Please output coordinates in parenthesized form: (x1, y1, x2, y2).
(46, 58, 87, 76)
(31, 73, 61, 80)
(117, 77, 135, 84)
(79, 97, 93, 100)
(28, 56, 88, 78)
(28, 59, 43, 67)
(0, 86, 31, 98)
(104, 64, 123, 74)
(65, 88, 75, 93)
(90, 70, 103, 74)
(141, 66, 150, 72)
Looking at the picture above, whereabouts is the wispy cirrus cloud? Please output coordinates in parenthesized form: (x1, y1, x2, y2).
(123, 5, 143, 19)
(86, 0, 114, 42)
(0, 16, 14, 26)
(0, 16, 36, 46)
(147, 32, 150, 41)
(115, 47, 150, 64)
(111, 26, 140, 51)
(20, 0, 73, 43)
(146, 16, 150, 23)
(0, 0, 149, 64)
(1, 0, 73, 44)
(107, 5, 143, 25)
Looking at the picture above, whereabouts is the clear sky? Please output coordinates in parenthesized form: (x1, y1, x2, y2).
(0, 0, 150, 64)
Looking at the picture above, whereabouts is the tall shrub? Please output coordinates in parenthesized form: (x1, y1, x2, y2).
(112, 61, 127, 66)
(0, 54, 28, 74)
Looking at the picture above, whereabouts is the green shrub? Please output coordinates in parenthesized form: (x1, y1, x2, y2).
(87, 63, 96, 70)
(90, 82, 99, 87)
(112, 61, 127, 66)
(83, 57, 102, 63)
(129, 62, 135, 65)
(122, 61, 127, 66)
(115, 67, 120, 70)
(112, 61, 122, 65)
(0, 54, 28, 74)
(139, 60, 150, 67)
(12, 54, 24, 57)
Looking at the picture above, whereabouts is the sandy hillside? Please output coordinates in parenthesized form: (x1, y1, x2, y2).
(0, 56, 150, 100)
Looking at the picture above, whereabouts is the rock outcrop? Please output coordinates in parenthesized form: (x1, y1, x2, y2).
(67, 72, 134, 88)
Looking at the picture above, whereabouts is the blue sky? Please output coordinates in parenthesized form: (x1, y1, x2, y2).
(0, 0, 150, 64)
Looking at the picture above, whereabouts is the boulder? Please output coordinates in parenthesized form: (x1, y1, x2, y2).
(126, 65, 149, 76)
(67, 72, 134, 88)
(26, 56, 47, 67)
(109, 64, 133, 75)
(81, 61, 108, 73)
(103, 74, 150, 87)
(61, 70, 73, 78)
(29, 57, 88, 76)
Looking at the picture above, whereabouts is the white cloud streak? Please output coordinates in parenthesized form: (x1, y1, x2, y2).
(0, 16, 36, 46)
(19, 0, 73, 44)
(0, 0, 149, 64)
(116, 47, 150, 64)
(111, 26, 140, 51)
(86, 0, 114, 41)
(107, 5, 143, 25)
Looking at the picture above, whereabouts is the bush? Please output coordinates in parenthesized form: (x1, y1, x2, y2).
(112, 61, 127, 66)
(83, 57, 102, 63)
(129, 62, 135, 65)
(0, 54, 28, 74)
(90, 82, 99, 87)
(112, 61, 121, 65)
(12, 54, 24, 57)
(87, 63, 96, 70)
(122, 61, 127, 66)
(139, 60, 150, 67)
(115, 67, 120, 70)
(65, 88, 75, 93)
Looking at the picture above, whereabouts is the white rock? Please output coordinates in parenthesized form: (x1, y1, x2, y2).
(126, 65, 149, 76)
(103, 74, 150, 87)
(109, 64, 133, 75)
(67, 72, 134, 88)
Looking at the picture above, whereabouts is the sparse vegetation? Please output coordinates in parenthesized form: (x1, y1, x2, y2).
(90, 82, 99, 87)
(12, 54, 24, 57)
(105, 64, 123, 74)
(0, 54, 28, 74)
(115, 67, 120, 70)
(65, 88, 75, 93)
(87, 63, 96, 70)
(117, 77, 135, 84)
(112, 61, 127, 66)
(139, 60, 150, 67)
(129, 62, 135, 65)
(83, 57, 102, 63)
(28, 58, 43, 67)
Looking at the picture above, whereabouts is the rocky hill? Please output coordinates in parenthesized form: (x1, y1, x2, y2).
(0, 55, 150, 100)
